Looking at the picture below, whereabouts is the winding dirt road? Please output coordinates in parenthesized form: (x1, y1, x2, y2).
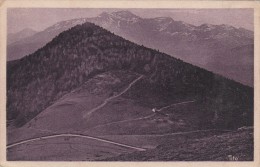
(84, 114, 155, 132)
(156, 100, 195, 111)
(101, 129, 232, 137)
(83, 75, 144, 118)
(85, 100, 196, 132)
(7, 133, 146, 151)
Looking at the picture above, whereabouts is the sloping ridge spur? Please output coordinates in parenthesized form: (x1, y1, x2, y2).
(83, 75, 144, 118)
(84, 100, 196, 132)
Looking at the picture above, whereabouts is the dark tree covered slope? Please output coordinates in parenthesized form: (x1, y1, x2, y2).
(7, 22, 253, 129)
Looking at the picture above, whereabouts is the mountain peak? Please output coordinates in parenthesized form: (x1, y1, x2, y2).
(9, 28, 37, 36)
(97, 11, 141, 25)
(111, 10, 140, 18)
(98, 10, 141, 22)
(154, 17, 173, 22)
(218, 24, 235, 30)
(199, 23, 215, 28)
(8, 28, 38, 45)
(8, 21, 253, 134)
(20, 28, 37, 33)
(99, 12, 110, 17)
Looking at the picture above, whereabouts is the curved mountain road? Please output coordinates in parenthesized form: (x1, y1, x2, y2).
(102, 129, 233, 137)
(84, 114, 156, 132)
(85, 100, 196, 132)
(156, 100, 195, 111)
(7, 133, 146, 151)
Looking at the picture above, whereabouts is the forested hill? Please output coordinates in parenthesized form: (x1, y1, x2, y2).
(7, 11, 253, 86)
(7, 22, 253, 128)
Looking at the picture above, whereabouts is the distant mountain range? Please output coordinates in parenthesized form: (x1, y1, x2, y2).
(8, 28, 38, 45)
(7, 11, 253, 86)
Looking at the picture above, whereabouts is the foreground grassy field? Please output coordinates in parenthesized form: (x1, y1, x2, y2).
(7, 70, 254, 161)
(104, 128, 253, 161)
(97, 130, 230, 149)
(7, 128, 252, 161)
(7, 136, 135, 161)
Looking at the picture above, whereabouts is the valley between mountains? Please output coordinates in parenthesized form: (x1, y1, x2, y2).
(7, 22, 253, 161)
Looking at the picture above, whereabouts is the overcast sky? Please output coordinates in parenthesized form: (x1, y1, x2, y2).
(7, 8, 253, 34)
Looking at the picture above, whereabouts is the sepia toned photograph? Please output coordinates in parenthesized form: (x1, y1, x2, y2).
(2, 2, 257, 164)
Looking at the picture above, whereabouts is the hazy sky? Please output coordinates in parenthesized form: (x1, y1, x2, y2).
(7, 8, 253, 34)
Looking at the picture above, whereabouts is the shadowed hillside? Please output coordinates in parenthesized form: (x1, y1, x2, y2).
(7, 22, 253, 131)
